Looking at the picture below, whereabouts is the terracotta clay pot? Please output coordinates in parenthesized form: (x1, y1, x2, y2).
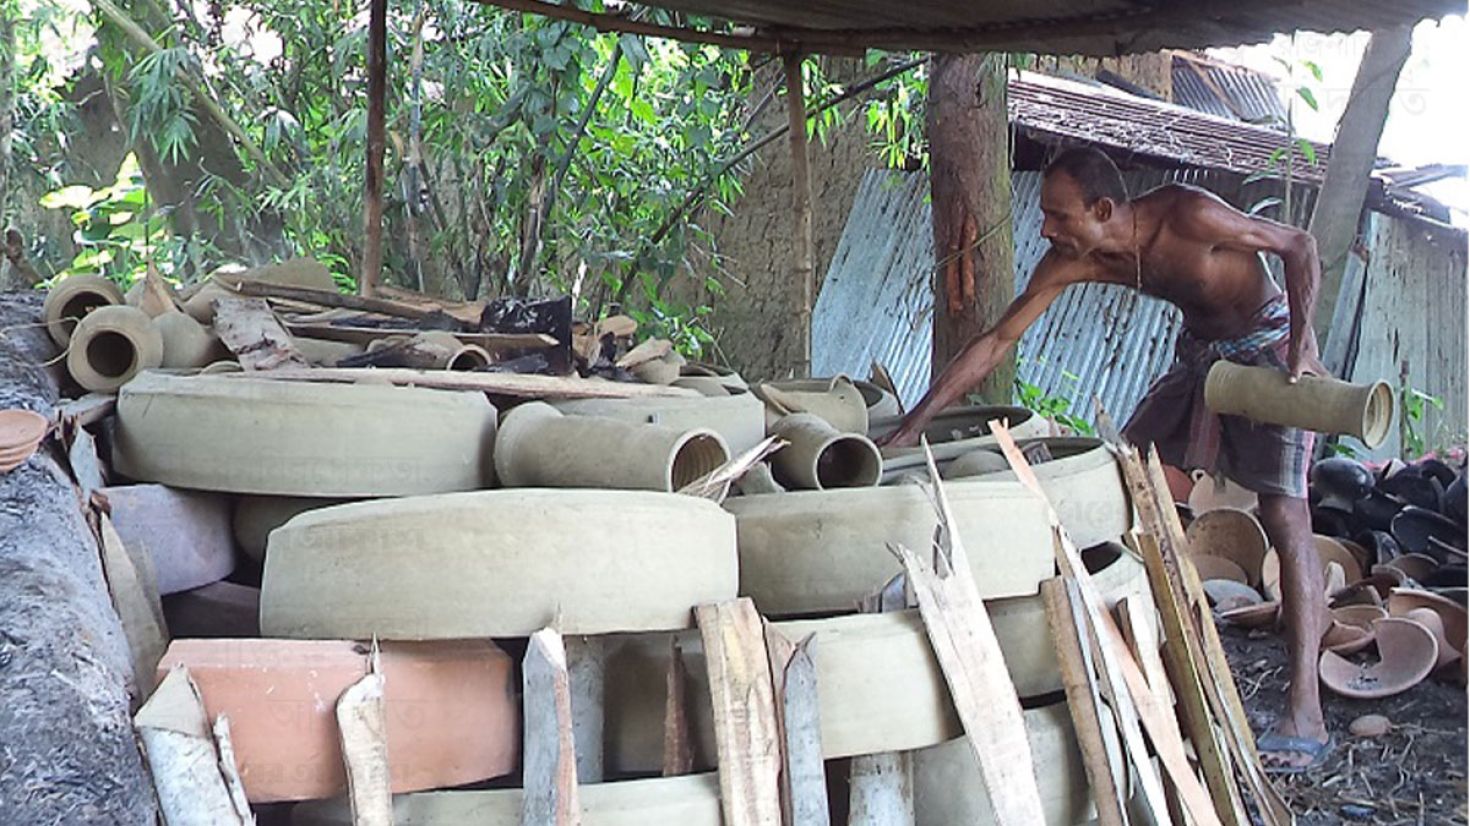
(1386, 587, 1467, 657)
(413, 331, 493, 371)
(1262, 535, 1365, 601)
(1205, 361, 1395, 448)
(768, 412, 882, 490)
(495, 401, 730, 494)
(1186, 507, 1269, 587)
(66, 304, 164, 392)
(1187, 470, 1259, 514)
(1319, 617, 1438, 699)
(44, 274, 124, 346)
(0, 409, 48, 473)
(1191, 554, 1250, 584)
(1403, 607, 1462, 671)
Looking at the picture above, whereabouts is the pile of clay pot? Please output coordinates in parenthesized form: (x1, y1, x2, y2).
(95, 314, 1153, 824)
(1179, 454, 1467, 702)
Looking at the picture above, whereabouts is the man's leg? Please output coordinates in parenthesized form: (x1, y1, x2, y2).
(1257, 493, 1330, 766)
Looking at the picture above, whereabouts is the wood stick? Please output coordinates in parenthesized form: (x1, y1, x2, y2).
(220, 367, 702, 400)
(763, 624, 830, 826)
(1116, 595, 1173, 707)
(784, 52, 815, 376)
(283, 321, 556, 351)
(336, 648, 393, 826)
(523, 629, 581, 826)
(134, 667, 251, 825)
(849, 575, 915, 826)
(361, 0, 387, 297)
(695, 599, 782, 826)
(661, 638, 694, 777)
(212, 297, 309, 371)
(565, 635, 606, 783)
(96, 514, 169, 700)
(889, 445, 1046, 826)
(1040, 578, 1128, 826)
(231, 280, 437, 321)
(989, 423, 1218, 826)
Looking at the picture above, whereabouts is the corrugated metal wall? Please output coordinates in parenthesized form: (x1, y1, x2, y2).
(1345, 213, 1468, 459)
(814, 167, 1318, 426)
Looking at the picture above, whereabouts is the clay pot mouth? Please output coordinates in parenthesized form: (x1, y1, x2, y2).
(1333, 604, 1388, 630)
(1186, 507, 1269, 587)
(86, 329, 139, 379)
(1360, 381, 1395, 448)
(1319, 616, 1438, 699)
(447, 345, 492, 372)
(812, 434, 883, 489)
(668, 431, 732, 491)
(57, 291, 113, 340)
(0, 409, 49, 450)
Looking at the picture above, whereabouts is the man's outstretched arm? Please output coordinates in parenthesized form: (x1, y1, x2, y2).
(879, 252, 1084, 448)
(1177, 193, 1326, 381)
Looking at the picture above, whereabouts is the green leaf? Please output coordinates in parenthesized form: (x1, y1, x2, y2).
(1295, 138, 1318, 166)
(1296, 86, 1318, 112)
(40, 184, 99, 210)
(1303, 60, 1323, 82)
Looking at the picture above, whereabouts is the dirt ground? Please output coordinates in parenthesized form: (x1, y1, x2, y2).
(1222, 624, 1468, 825)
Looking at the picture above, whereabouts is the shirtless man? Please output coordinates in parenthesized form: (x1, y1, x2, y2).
(884, 147, 1332, 771)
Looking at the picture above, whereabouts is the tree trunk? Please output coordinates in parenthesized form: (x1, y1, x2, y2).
(1308, 25, 1413, 340)
(927, 53, 1014, 404)
(0, 292, 160, 824)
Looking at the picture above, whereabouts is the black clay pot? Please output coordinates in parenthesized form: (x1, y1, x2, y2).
(1353, 489, 1405, 532)
(1446, 474, 1466, 525)
(1422, 565, 1468, 589)
(1355, 529, 1403, 566)
(1311, 457, 1375, 511)
(1312, 505, 1358, 539)
(1427, 535, 1468, 565)
(1391, 506, 1467, 556)
(1416, 458, 1459, 489)
(1379, 472, 1445, 513)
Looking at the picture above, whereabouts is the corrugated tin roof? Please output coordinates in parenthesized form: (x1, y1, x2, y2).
(1010, 71, 1331, 184)
(813, 167, 1318, 426)
(616, 0, 1457, 56)
(1169, 52, 1288, 126)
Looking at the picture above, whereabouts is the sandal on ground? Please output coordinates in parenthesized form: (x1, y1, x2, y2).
(1258, 733, 1334, 775)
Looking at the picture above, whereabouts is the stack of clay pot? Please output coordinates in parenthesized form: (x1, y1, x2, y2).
(0, 408, 48, 473)
(1181, 465, 1466, 701)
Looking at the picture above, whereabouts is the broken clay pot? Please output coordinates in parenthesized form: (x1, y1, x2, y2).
(495, 401, 730, 494)
(152, 311, 226, 369)
(1319, 617, 1437, 699)
(1185, 507, 1269, 587)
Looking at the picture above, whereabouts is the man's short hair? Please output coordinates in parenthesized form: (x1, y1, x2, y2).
(1044, 147, 1127, 206)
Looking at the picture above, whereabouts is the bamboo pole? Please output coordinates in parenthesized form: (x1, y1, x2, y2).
(783, 52, 814, 377)
(361, 0, 388, 297)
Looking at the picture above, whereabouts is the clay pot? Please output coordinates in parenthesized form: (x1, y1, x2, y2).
(1319, 617, 1438, 699)
(768, 413, 882, 490)
(1192, 555, 1249, 584)
(43, 274, 124, 346)
(66, 304, 164, 391)
(1353, 489, 1404, 532)
(0, 409, 48, 473)
(495, 401, 730, 494)
(1312, 457, 1375, 511)
(1386, 588, 1467, 657)
(1185, 507, 1269, 587)
(181, 281, 236, 323)
(1445, 474, 1466, 524)
(632, 352, 682, 385)
(156, 638, 519, 803)
(1204, 362, 1395, 448)
(1262, 535, 1364, 601)
(553, 392, 767, 456)
(411, 331, 493, 371)
(1323, 605, 1387, 655)
(1312, 505, 1358, 539)
(1380, 472, 1444, 513)
(1187, 470, 1259, 515)
(1383, 553, 1438, 584)
(764, 376, 900, 422)
(1356, 529, 1403, 565)
(292, 336, 365, 367)
(678, 361, 747, 391)
(232, 495, 351, 564)
(1204, 579, 1265, 612)
(872, 404, 1047, 463)
(1392, 506, 1466, 555)
(152, 311, 226, 369)
(942, 448, 1014, 479)
(1403, 607, 1461, 671)
(1220, 600, 1280, 629)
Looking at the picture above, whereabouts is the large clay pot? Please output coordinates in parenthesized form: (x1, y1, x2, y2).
(261, 489, 737, 639)
(725, 481, 1056, 615)
(232, 495, 351, 563)
(762, 376, 900, 424)
(1205, 362, 1395, 448)
(113, 372, 497, 497)
(157, 638, 519, 803)
(495, 402, 729, 493)
(43, 273, 124, 345)
(945, 437, 1134, 550)
(152, 311, 226, 369)
(874, 405, 1050, 480)
(291, 773, 723, 826)
(66, 304, 164, 391)
(99, 484, 237, 594)
(553, 392, 766, 455)
(291, 336, 364, 367)
(768, 412, 882, 490)
(755, 375, 870, 433)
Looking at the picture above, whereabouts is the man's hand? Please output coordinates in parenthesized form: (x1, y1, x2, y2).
(875, 420, 922, 449)
(1287, 337, 1329, 383)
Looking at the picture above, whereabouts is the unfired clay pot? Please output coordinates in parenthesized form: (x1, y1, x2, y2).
(66, 304, 164, 391)
(768, 412, 882, 490)
(44, 274, 124, 345)
(553, 392, 766, 456)
(152, 311, 226, 369)
(1205, 361, 1395, 448)
(495, 401, 730, 494)
(756, 375, 870, 434)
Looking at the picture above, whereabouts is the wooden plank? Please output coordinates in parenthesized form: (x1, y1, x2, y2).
(1040, 578, 1128, 826)
(134, 667, 252, 825)
(212, 296, 309, 371)
(221, 367, 702, 400)
(850, 575, 914, 826)
(695, 598, 782, 826)
(335, 649, 393, 826)
(283, 321, 557, 352)
(662, 638, 694, 777)
(97, 514, 168, 699)
(523, 629, 580, 826)
(763, 624, 830, 826)
(1137, 449, 1293, 826)
(1116, 595, 1173, 708)
(889, 447, 1045, 826)
(229, 280, 434, 320)
(565, 635, 606, 783)
(989, 423, 1219, 826)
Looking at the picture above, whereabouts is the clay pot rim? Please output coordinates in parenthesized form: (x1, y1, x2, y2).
(1192, 555, 1250, 584)
(1386, 587, 1467, 653)
(1220, 600, 1280, 628)
(0, 409, 49, 449)
(1402, 607, 1462, 670)
(1319, 616, 1438, 699)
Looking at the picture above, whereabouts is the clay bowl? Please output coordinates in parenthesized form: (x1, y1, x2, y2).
(1355, 529, 1403, 566)
(1403, 607, 1461, 672)
(1379, 473, 1444, 513)
(1321, 621, 1375, 656)
(1387, 588, 1467, 657)
(1262, 536, 1365, 601)
(1191, 555, 1249, 585)
(1445, 475, 1466, 525)
(1185, 507, 1269, 587)
(1319, 617, 1439, 699)
(1188, 471, 1258, 515)
(1384, 553, 1439, 584)
(1220, 600, 1280, 629)
(1392, 506, 1466, 555)
(1339, 538, 1373, 572)
(1323, 561, 1348, 597)
(1334, 604, 1389, 631)
(1415, 458, 1459, 489)
(1426, 537, 1467, 565)
(1328, 580, 1384, 608)
(0, 410, 47, 473)
(1423, 565, 1468, 589)
(1204, 579, 1264, 613)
